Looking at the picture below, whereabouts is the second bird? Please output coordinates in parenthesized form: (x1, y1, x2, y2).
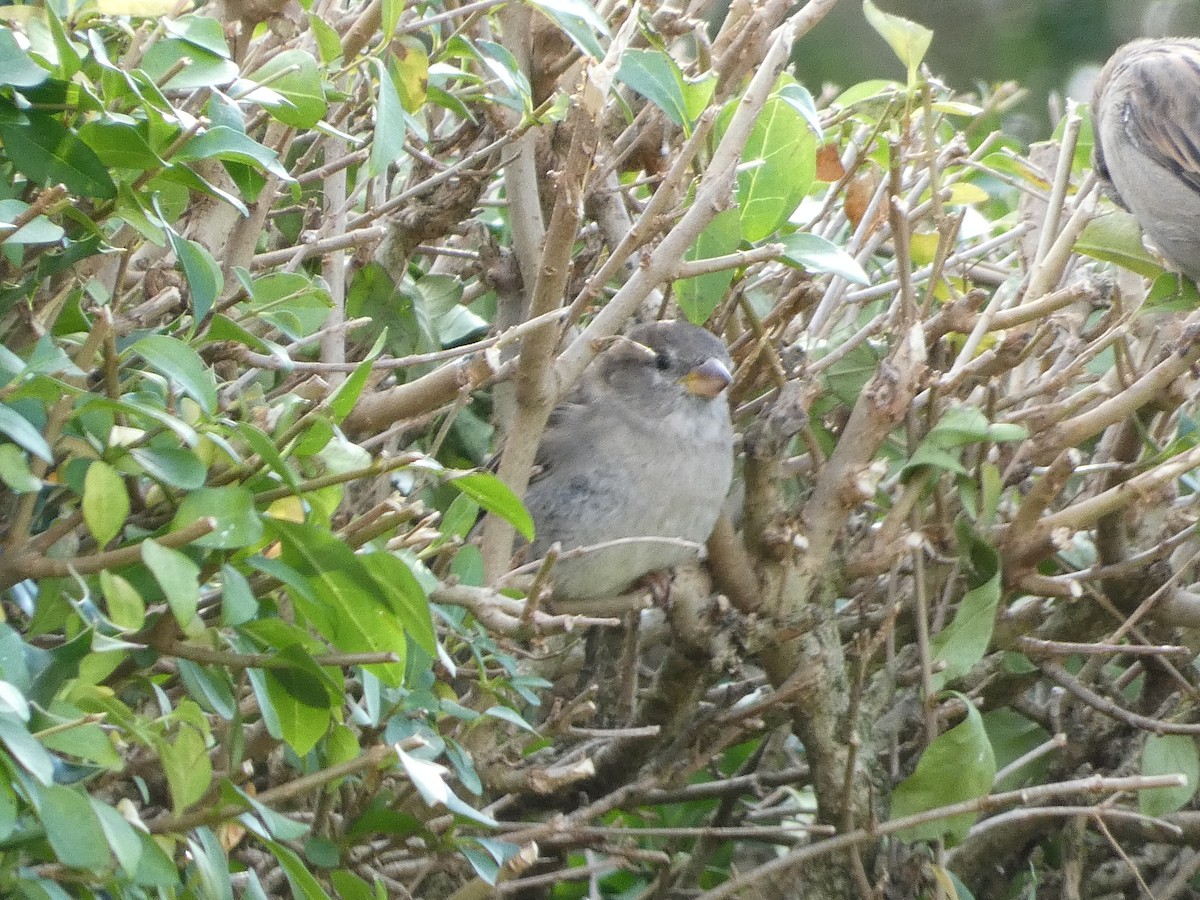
(1093, 37, 1200, 282)
(523, 320, 735, 602)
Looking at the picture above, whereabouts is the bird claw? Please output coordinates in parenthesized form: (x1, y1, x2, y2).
(639, 570, 674, 606)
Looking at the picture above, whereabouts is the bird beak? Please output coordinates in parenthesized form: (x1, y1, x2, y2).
(680, 357, 732, 398)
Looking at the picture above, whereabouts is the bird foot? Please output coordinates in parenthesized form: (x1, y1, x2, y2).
(639, 570, 674, 606)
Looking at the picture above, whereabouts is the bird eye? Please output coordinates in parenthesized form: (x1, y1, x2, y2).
(654, 350, 672, 371)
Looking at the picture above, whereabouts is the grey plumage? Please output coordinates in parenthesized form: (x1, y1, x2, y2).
(523, 320, 735, 601)
(1094, 38, 1200, 281)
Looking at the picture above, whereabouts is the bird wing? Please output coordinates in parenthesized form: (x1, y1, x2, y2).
(1120, 45, 1200, 194)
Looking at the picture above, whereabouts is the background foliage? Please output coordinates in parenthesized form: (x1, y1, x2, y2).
(1, 0, 1200, 897)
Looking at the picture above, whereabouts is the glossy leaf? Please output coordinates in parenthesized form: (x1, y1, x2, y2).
(863, 0, 933, 86)
(617, 48, 688, 127)
(370, 59, 407, 177)
(99, 570, 145, 631)
(0, 404, 54, 462)
(172, 486, 263, 549)
(142, 539, 202, 632)
(166, 231, 223, 321)
(1141, 734, 1199, 817)
(128, 446, 207, 489)
(0, 108, 116, 199)
(0, 29, 48, 87)
(778, 232, 869, 284)
(160, 725, 213, 814)
(1075, 209, 1166, 278)
(0, 714, 55, 784)
(448, 471, 534, 541)
(130, 334, 219, 413)
(36, 783, 111, 871)
(890, 697, 996, 844)
(247, 50, 327, 128)
(83, 460, 129, 548)
(0, 199, 64, 246)
(732, 92, 816, 242)
(0, 443, 42, 492)
(176, 126, 291, 180)
(675, 208, 741, 324)
(528, 0, 608, 59)
(264, 839, 334, 900)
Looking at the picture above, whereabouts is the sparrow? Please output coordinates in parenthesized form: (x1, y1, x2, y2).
(1093, 38, 1200, 282)
(522, 320, 735, 602)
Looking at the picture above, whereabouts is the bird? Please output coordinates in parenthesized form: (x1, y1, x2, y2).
(1093, 37, 1200, 282)
(521, 320, 735, 602)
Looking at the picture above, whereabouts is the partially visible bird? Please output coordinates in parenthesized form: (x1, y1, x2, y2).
(521, 320, 735, 602)
(1093, 37, 1200, 282)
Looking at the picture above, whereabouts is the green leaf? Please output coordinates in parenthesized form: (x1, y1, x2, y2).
(475, 40, 532, 112)
(0, 29, 49, 87)
(777, 82, 823, 137)
(730, 91, 816, 242)
(327, 333, 385, 422)
(0, 199, 65, 246)
(890, 697, 996, 845)
(616, 48, 688, 127)
(27, 629, 91, 708)
(984, 709, 1051, 792)
(142, 539, 202, 632)
(483, 705, 539, 735)
(99, 570, 146, 631)
(927, 523, 1002, 690)
(36, 783, 112, 871)
(359, 552, 435, 655)
(176, 126, 292, 180)
(159, 725, 212, 814)
(674, 208, 741, 324)
(164, 13, 232, 58)
(172, 486, 263, 549)
(0, 404, 54, 462)
(0, 443, 42, 492)
(261, 665, 332, 756)
(83, 460, 129, 547)
(128, 446, 207, 489)
(266, 521, 410, 681)
(308, 14, 343, 64)
(778, 232, 869, 285)
(91, 798, 144, 877)
(178, 659, 236, 719)
(220, 564, 259, 626)
(76, 121, 162, 170)
(187, 828, 235, 900)
(225, 782, 310, 841)
(929, 568, 1000, 692)
(330, 871, 377, 900)
(0, 108, 116, 199)
(1145, 272, 1200, 312)
(166, 231, 223, 321)
(448, 471, 534, 541)
(1075, 209, 1165, 278)
(141, 38, 238, 90)
(901, 406, 1026, 481)
(527, 0, 608, 59)
(0, 778, 17, 841)
(0, 714, 55, 784)
(247, 50, 327, 128)
(130, 334, 219, 414)
(1141, 734, 1199, 817)
(863, 0, 933, 87)
(263, 839, 334, 900)
(369, 59, 407, 177)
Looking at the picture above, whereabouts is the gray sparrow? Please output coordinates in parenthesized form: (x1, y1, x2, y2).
(1093, 38, 1200, 281)
(522, 320, 735, 601)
